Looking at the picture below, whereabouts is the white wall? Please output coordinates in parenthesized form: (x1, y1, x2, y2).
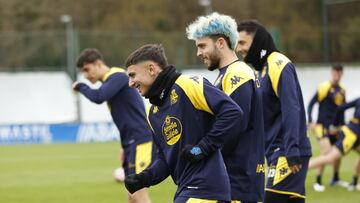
(1, 66, 359, 124)
(0, 72, 77, 124)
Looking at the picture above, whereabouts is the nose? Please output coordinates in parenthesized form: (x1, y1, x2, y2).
(196, 49, 202, 57)
(235, 44, 241, 53)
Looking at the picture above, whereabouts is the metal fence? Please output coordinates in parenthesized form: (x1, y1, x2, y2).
(0, 29, 359, 73)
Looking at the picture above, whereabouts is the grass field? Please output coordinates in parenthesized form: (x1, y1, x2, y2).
(0, 137, 359, 203)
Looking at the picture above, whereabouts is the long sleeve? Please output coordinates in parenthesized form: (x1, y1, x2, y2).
(76, 73, 128, 104)
(333, 98, 359, 123)
(144, 140, 170, 186)
(307, 92, 318, 123)
(277, 64, 302, 158)
(229, 81, 253, 131)
(197, 79, 243, 155)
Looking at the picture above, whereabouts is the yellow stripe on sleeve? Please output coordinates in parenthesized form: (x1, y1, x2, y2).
(145, 105, 155, 133)
(341, 126, 357, 154)
(267, 52, 291, 97)
(135, 141, 153, 174)
(101, 67, 125, 81)
(317, 81, 331, 102)
(221, 61, 255, 96)
(175, 75, 214, 115)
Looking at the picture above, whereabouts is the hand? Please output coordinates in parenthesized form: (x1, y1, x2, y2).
(308, 122, 316, 130)
(286, 156, 302, 174)
(181, 145, 206, 163)
(328, 125, 340, 135)
(289, 164, 302, 174)
(72, 81, 80, 91)
(124, 172, 151, 194)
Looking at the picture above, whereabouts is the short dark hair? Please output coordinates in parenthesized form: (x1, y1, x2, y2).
(76, 48, 103, 68)
(209, 34, 232, 50)
(332, 64, 343, 72)
(237, 19, 261, 34)
(125, 44, 168, 69)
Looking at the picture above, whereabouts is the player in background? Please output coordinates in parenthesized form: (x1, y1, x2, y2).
(124, 44, 243, 202)
(309, 98, 360, 191)
(237, 20, 312, 203)
(186, 12, 265, 203)
(307, 64, 347, 191)
(73, 48, 154, 203)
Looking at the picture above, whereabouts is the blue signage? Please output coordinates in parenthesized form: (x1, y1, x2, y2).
(0, 123, 120, 144)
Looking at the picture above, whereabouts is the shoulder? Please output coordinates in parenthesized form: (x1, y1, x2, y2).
(222, 61, 255, 95)
(103, 67, 127, 81)
(174, 75, 214, 114)
(267, 52, 292, 73)
(266, 52, 292, 96)
(339, 82, 346, 92)
(317, 81, 332, 101)
(175, 75, 205, 92)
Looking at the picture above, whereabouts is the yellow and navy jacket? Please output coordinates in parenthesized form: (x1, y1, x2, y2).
(336, 98, 360, 137)
(307, 81, 346, 128)
(76, 67, 153, 147)
(145, 75, 242, 201)
(214, 60, 265, 202)
(258, 52, 312, 162)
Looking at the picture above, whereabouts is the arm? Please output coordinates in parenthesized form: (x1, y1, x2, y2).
(229, 81, 253, 131)
(124, 138, 170, 193)
(74, 73, 128, 104)
(277, 64, 303, 172)
(196, 79, 243, 156)
(221, 81, 253, 157)
(333, 98, 359, 124)
(307, 92, 318, 123)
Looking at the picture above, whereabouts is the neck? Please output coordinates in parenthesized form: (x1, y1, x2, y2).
(219, 50, 238, 69)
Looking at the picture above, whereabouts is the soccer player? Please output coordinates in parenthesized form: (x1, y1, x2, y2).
(124, 44, 243, 203)
(309, 98, 360, 191)
(73, 48, 154, 203)
(307, 64, 347, 191)
(186, 12, 265, 203)
(237, 20, 312, 203)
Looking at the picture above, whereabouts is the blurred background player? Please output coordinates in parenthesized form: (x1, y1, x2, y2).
(309, 97, 360, 191)
(237, 20, 312, 203)
(73, 48, 154, 203)
(187, 12, 265, 203)
(307, 64, 347, 191)
(124, 44, 242, 202)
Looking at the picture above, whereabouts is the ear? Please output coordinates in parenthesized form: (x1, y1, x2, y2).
(148, 63, 156, 76)
(216, 37, 226, 49)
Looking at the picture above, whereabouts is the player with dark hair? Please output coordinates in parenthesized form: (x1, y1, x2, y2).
(187, 12, 265, 203)
(237, 20, 312, 203)
(307, 64, 347, 191)
(73, 48, 154, 203)
(124, 44, 243, 203)
(309, 98, 360, 191)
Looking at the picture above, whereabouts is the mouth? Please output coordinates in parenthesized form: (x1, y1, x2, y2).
(135, 84, 141, 92)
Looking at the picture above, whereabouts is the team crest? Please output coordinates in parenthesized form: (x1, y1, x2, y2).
(334, 92, 344, 105)
(170, 89, 178, 105)
(162, 116, 182, 145)
(153, 106, 159, 114)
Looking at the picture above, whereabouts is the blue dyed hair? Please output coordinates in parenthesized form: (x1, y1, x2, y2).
(186, 12, 238, 50)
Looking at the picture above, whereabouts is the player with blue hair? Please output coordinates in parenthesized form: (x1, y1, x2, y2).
(187, 12, 265, 203)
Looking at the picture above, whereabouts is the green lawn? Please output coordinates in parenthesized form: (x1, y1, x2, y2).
(0, 138, 359, 203)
